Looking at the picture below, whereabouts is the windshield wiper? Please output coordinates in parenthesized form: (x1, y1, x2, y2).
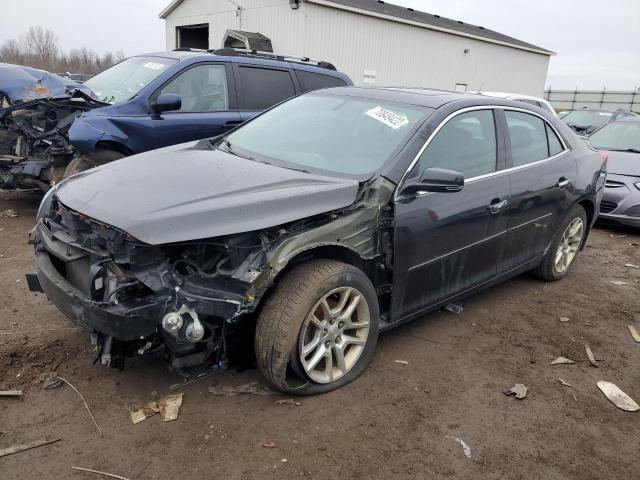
(600, 148, 640, 154)
(220, 139, 255, 161)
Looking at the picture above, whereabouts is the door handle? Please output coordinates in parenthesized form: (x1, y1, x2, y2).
(487, 199, 508, 214)
(557, 178, 570, 188)
(223, 120, 243, 128)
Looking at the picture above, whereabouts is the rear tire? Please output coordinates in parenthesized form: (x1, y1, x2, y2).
(255, 259, 379, 395)
(534, 204, 587, 281)
(63, 149, 126, 178)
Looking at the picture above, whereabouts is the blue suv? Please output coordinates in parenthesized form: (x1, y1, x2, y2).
(66, 48, 352, 173)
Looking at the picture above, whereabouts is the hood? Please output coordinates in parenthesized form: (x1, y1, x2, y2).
(0, 63, 93, 104)
(604, 150, 640, 176)
(55, 140, 360, 244)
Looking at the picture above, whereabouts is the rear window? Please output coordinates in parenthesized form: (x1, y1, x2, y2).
(297, 70, 347, 93)
(237, 66, 296, 110)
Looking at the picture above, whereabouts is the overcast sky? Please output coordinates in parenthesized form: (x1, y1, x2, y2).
(2, 0, 639, 90)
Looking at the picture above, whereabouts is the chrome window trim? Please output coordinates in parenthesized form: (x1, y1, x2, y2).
(394, 105, 571, 201)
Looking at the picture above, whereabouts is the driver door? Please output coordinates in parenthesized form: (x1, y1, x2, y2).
(392, 108, 511, 321)
(132, 63, 241, 152)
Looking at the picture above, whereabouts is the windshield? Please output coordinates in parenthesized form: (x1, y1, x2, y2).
(84, 56, 177, 104)
(222, 94, 428, 178)
(563, 110, 612, 127)
(588, 122, 640, 151)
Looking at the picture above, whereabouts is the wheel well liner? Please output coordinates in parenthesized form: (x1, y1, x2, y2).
(95, 140, 134, 156)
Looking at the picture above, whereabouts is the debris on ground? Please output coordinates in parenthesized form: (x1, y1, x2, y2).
(609, 280, 629, 286)
(558, 378, 575, 388)
(44, 378, 63, 390)
(625, 263, 639, 269)
(71, 466, 132, 480)
(56, 376, 102, 436)
(627, 325, 640, 343)
(168, 370, 217, 391)
(559, 316, 570, 322)
(597, 381, 639, 412)
(207, 381, 276, 396)
(585, 345, 598, 367)
(274, 399, 301, 406)
(0, 209, 18, 218)
(446, 435, 472, 458)
(262, 441, 277, 448)
(0, 437, 60, 458)
(130, 393, 184, 424)
(394, 360, 409, 365)
(0, 390, 22, 397)
(503, 384, 528, 399)
(444, 302, 464, 314)
(550, 356, 576, 365)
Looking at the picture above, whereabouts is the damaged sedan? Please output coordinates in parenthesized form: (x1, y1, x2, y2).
(28, 87, 606, 394)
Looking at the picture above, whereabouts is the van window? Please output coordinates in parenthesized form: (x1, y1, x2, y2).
(297, 70, 347, 93)
(237, 66, 296, 110)
(160, 64, 229, 112)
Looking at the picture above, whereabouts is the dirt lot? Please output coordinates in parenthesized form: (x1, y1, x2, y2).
(1, 191, 639, 480)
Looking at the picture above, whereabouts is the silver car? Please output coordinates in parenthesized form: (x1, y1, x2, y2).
(588, 117, 640, 227)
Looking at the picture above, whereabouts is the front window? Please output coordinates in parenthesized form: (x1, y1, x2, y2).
(222, 94, 428, 177)
(588, 122, 640, 152)
(84, 56, 177, 104)
(562, 110, 612, 128)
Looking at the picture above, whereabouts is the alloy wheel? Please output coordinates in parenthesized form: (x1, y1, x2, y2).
(553, 217, 584, 275)
(298, 287, 370, 384)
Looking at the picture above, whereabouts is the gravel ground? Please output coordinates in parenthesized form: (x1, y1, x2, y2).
(1, 191, 639, 480)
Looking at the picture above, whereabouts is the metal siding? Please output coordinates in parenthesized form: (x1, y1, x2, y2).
(163, 1, 549, 96)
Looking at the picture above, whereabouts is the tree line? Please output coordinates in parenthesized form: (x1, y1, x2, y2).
(0, 26, 124, 75)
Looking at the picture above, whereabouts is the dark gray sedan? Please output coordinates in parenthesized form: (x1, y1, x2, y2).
(28, 87, 606, 394)
(588, 117, 640, 227)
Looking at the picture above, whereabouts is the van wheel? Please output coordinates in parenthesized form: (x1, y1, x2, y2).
(534, 204, 587, 281)
(63, 149, 126, 178)
(255, 259, 379, 395)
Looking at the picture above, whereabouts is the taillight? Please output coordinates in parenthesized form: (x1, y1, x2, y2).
(598, 150, 608, 166)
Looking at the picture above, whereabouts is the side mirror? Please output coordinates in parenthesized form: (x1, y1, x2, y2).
(401, 167, 464, 195)
(150, 93, 181, 114)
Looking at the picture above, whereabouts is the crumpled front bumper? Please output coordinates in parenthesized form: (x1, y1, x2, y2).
(29, 247, 165, 342)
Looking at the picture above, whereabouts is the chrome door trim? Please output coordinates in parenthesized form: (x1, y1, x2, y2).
(394, 105, 571, 201)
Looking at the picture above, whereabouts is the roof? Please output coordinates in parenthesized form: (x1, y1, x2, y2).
(309, 0, 553, 55)
(159, 0, 553, 56)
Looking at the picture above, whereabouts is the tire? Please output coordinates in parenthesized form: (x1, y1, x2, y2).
(534, 204, 587, 281)
(63, 149, 126, 178)
(255, 259, 380, 395)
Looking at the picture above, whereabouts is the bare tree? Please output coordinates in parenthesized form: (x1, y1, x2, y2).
(0, 26, 124, 75)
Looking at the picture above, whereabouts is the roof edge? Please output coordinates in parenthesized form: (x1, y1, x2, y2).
(307, 0, 554, 56)
(159, 0, 184, 19)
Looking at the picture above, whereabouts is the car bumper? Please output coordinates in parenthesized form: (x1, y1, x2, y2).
(598, 173, 640, 228)
(29, 248, 165, 341)
(597, 212, 640, 228)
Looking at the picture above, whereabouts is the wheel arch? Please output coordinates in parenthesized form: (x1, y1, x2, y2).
(576, 196, 596, 248)
(94, 140, 134, 156)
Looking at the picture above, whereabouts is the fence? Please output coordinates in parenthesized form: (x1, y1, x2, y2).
(544, 88, 640, 112)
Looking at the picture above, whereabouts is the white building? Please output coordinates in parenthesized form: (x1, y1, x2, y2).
(159, 0, 553, 96)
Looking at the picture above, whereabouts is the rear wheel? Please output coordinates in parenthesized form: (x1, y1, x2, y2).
(534, 204, 587, 281)
(63, 149, 126, 178)
(255, 259, 379, 395)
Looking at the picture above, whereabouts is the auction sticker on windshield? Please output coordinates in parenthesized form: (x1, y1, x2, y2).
(366, 106, 410, 129)
(143, 62, 166, 70)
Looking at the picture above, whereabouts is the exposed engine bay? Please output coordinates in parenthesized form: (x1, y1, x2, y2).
(0, 91, 105, 191)
(30, 177, 395, 371)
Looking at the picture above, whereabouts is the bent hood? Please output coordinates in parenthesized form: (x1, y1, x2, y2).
(605, 150, 640, 176)
(55, 141, 360, 244)
(0, 63, 93, 104)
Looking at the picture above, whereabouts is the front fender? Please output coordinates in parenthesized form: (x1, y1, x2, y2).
(69, 116, 129, 155)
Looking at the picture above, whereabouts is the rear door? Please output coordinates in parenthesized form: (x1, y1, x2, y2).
(233, 64, 298, 122)
(499, 108, 575, 270)
(392, 108, 511, 321)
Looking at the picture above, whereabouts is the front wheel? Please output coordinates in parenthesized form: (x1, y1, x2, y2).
(255, 259, 379, 395)
(534, 204, 587, 281)
(63, 149, 126, 178)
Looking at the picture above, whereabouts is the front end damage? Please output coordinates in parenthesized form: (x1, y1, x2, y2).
(29, 177, 395, 370)
(0, 92, 106, 191)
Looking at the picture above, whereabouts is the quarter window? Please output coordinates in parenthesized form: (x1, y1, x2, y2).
(414, 110, 497, 179)
(297, 71, 347, 93)
(505, 111, 550, 166)
(546, 124, 564, 156)
(237, 67, 296, 110)
(160, 64, 229, 112)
